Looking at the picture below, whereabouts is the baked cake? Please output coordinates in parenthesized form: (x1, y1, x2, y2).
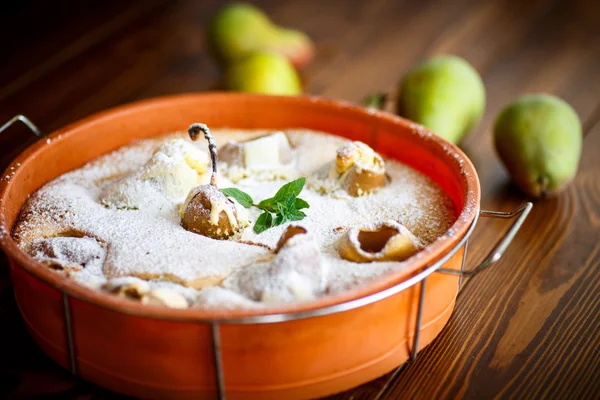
(12, 126, 456, 309)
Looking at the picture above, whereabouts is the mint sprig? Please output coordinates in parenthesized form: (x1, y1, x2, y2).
(219, 177, 310, 234)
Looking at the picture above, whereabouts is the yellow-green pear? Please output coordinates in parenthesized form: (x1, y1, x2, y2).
(208, 2, 314, 68)
(494, 94, 582, 198)
(224, 52, 301, 95)
(397, 55, 485, 144)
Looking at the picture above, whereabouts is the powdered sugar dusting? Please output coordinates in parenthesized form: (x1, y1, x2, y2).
(12, 129, 456, 308)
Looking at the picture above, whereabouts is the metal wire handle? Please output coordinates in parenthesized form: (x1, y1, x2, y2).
(438, 202, 533, 278)
(0, 114, 44, 137)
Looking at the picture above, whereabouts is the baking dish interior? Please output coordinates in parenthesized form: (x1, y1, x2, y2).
(0, 93, 479, 320)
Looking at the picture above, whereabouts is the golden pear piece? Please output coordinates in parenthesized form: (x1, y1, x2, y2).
(275, 225, 308, 252)
(336, 141, 387, 196)
(339, 221, 421, 263)
(181, 124, 249, 240)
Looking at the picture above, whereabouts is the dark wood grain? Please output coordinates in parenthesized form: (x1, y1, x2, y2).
(1, 0, 599, 399)
(377, 0, 600, 398)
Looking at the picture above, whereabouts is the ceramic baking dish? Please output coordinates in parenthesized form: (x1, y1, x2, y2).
(0, 93, 531, 399)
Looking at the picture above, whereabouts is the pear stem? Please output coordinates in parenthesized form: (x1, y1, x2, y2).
(188, 123, 217, 186)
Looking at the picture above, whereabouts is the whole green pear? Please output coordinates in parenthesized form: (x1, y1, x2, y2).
(397, 55, 485, 144)
(224, 52, 301, 95)
(208, 2, 314, 68)
(494, 94, 582, 198)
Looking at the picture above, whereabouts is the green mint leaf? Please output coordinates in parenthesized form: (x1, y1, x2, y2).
(275, 201, 289, 215)
(295, 198, 309, 210)
(272, 177, 306, 202)
(288, 210, 307, 221)
(257, 199, 276, 211)
(254, 212, 274, 233)
(273, 203, 291, 225)
(284, 194, 298, 210)
(274, 213, 286, 226)
(275, 202, 306, 225)
(219, 188, 253, 208)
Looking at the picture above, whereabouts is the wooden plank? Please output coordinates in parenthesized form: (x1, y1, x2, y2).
(0, 0, 168, 101)
(446, 0, 600, 277)
(381, 0, 600, 397)
(425, 0, 559, 74)
(317, 0, 486, 101)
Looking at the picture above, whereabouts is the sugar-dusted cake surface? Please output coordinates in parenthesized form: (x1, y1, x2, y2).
(13, 129, 456, 309)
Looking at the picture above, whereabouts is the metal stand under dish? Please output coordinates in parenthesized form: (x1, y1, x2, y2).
(1, 115, 533, 400)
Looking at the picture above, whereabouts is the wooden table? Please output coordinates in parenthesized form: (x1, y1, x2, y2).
(1, 0, 599, 398)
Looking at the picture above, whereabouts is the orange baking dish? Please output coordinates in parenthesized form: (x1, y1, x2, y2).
(0, 93, 489, 399)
